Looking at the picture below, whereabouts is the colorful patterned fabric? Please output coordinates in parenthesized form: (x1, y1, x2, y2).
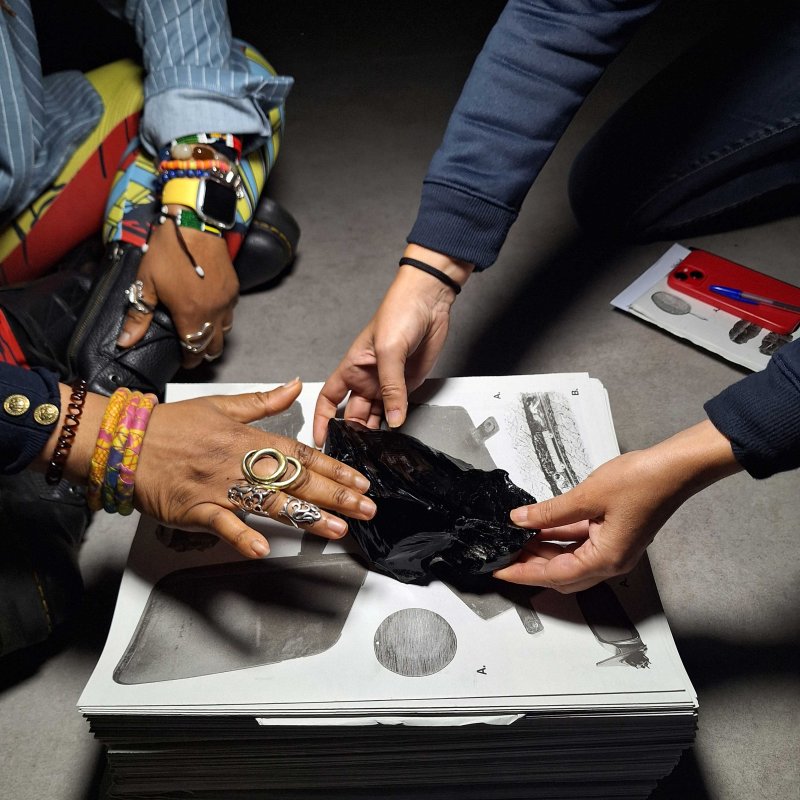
(0, 0, 291, 281)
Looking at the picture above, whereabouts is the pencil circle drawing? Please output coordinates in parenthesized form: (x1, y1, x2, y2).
(373, 608, 457, 677)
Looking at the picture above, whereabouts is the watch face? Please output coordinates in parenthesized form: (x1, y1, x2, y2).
(197, 178, 237, 229)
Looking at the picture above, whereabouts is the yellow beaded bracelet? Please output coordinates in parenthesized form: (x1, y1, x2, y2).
(87, 388, 130, 511)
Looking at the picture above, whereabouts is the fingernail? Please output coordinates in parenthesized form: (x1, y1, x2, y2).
(282, 377, 301, 387)
(117, 330, 132, 347)
(510, 507, 528, 524)
(250, 539, 270, 558)
(386, 409, 403, 428)
(358, 498, 377, 517)
(353, 474, 370, 492)
(327, 516, 347, 536)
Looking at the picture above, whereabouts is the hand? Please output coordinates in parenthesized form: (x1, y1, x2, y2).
(116, 209, 239, 367)
(493, 421, 742, 593)
(312, 245, 473, 446)
(131, 379, 377, 559)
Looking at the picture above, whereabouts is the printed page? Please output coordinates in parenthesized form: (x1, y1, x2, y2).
(80, 377, 695, 719)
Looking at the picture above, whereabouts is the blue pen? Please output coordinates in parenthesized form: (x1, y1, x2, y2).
(709, 285, 800, 314)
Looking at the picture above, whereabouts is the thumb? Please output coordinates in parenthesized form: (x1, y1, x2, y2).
(376, 357, 409, 429)
(210, 378, 302, 424)
(510, 486, 597, 530)
(117, 275, 158, 349)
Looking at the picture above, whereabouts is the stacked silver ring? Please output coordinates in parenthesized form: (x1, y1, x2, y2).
(125, 280, 156, 315)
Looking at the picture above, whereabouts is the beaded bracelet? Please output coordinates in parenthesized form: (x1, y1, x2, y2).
(158, 159, 232, 174)
(102, 392, 144, 513)
(45, 379, 88, 486)
(169, 143, 222, 162)
(115, 393, 158, 515)
(159, 169, 217, 184)
(87, 388, 131, 510)
(174, 132, 243, 160)
(159, 205, 222, 237)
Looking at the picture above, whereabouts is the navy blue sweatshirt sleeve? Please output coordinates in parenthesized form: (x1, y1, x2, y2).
(408, 0, 662, 268)
(0, 364, 61, 474)
(705, 339, 800, 479)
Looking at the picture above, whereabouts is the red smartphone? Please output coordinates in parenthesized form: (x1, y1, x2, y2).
(667, 249, 800, 334)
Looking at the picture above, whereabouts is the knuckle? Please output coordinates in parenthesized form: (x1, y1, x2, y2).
(293, 442, 318, 467)
(537, 500, 558, 529)
(329, 461, 351, 486)
(232, 527, 251, 550)
(332, 486, 352, 507)
(259, 490, 281, 513)
(379, 381, 403, 401)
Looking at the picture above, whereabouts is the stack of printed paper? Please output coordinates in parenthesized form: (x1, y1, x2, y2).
(80, 376, 697, 799)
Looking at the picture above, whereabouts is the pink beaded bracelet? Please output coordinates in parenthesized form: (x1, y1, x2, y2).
(115, 393, 158, 515)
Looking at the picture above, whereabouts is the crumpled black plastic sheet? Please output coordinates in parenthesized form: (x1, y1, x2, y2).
(326, 419, 537, 584)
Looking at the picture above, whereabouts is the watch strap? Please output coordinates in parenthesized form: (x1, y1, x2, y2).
(161, 178, 201, 211)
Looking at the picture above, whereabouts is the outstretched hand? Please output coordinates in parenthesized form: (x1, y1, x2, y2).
(313, 246, 472, 446)
(133, 379, 376, 559)
(117, 212, 239, 367)
(494, 421, 742, 592)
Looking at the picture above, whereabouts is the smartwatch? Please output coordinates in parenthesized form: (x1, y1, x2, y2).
(162, 175, 239, 230)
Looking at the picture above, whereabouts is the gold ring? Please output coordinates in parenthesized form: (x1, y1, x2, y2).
(264, 456, 303, 489)
(241, 448, 303, 490)
(242, 448, 287, 485)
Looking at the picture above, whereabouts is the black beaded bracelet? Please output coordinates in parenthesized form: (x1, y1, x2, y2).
(45, 379, 88, 486)
(398, 257, 462, 295)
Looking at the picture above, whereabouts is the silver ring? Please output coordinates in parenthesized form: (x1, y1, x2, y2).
(125, 280, 156, 315)
(227, 481, 277, 516)
(181, 322, 214, 353)
(279, 496, 322, 528)
(203, 350, 223, 362)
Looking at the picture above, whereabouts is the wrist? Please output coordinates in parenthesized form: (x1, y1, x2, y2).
(33, 385, 107, 485)
(651, 420, 742, 498)
(402, 244, 474, 290)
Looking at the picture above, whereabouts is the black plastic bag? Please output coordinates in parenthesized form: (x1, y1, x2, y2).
(326, 419, 537, 584)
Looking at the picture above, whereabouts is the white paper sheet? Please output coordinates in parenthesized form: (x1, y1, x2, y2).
(79, 376, 695, 724)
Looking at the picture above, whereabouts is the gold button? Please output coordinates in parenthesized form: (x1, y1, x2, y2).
(33, 403, 60, 426)
(3, 394, 30, 416)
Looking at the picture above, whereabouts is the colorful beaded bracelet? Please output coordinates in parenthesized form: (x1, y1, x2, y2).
(115, 394, 158, 515)
(87, 388, 131, 510)
(158, 206, 223, 237)
(158, 159, 232, 173)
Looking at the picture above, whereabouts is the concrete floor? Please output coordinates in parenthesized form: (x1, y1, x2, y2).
(1, 1, 799, 798)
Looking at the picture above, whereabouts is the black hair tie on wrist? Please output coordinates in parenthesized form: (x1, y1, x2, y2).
(398, 257, 462, 295)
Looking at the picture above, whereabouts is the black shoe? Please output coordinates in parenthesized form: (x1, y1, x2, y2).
(0, 238, 104, 377)
(234, 196, 300, 291)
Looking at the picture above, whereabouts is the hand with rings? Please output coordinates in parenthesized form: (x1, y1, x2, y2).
(116, 206, 238, 367)
(133, 379, 378, 559)
(227, 447, 326, 529)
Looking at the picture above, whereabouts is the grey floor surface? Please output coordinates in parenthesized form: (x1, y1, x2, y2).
(2, 1, 799, 798)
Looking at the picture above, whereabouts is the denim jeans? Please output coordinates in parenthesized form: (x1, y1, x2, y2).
(569, 3, 800, 240)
